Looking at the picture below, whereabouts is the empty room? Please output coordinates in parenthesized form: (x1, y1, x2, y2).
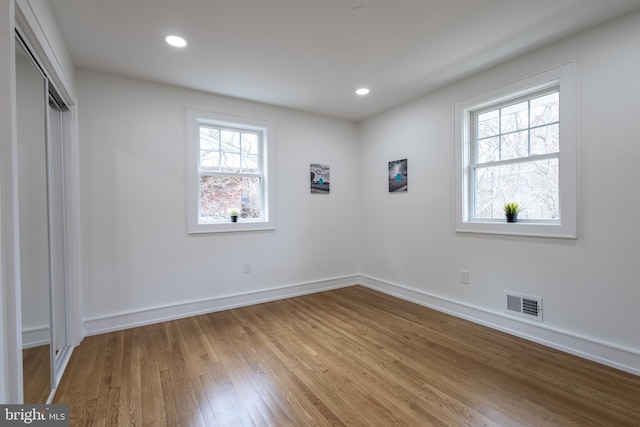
(2, 0, 640, 425)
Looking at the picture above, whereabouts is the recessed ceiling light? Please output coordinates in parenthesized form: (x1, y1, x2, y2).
(165, 35, 187, 48)
(349, 7, 370, 21)
(356, 88, 370, 96)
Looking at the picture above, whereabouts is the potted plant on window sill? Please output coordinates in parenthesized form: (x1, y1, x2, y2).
(504, 202, 519, 223)
(230, 209, 239, 223)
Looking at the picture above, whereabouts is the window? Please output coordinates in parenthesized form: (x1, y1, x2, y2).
(187, 109, 275, 233)
(473, 89, 559, 220)
(454, 62, 576, 238)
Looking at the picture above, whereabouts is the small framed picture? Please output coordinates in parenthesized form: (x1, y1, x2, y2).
(310, 163, 330, 194)
(389, 159, 407, 192)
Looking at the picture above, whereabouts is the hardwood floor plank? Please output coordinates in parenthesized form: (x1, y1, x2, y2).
(53, 286, 640, 426)
(105, 386, 120, 427)
(139, 325, 163, 426)
(93, 333, 118, 424)
(158, 368, 178, 426)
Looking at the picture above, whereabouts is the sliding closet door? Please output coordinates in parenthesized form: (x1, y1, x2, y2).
(16, 39, 51, 404)
(16, 32, 72, 403)
(48, 97, 68, 369)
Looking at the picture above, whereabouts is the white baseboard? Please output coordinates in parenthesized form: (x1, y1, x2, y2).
(359, 275, 640, 377)
(83, 275, 359, 337)
(22, 326, 50, 349)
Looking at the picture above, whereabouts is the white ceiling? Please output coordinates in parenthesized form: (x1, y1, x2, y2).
(49, 0, 640, 121)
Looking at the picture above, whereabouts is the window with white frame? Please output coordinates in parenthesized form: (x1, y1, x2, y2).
(454, 62, 576, 238)
(187, 108, 275, 233)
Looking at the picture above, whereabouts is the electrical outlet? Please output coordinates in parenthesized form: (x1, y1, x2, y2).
(243, 262, 253, 273)
(460, 270, 469, 284)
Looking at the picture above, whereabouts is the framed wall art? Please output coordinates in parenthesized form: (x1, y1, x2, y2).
(388, 159, 407, 192)
(310, 163, 330, 194)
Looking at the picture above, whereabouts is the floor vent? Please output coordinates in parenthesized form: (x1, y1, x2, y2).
(504, 291, 542, 322)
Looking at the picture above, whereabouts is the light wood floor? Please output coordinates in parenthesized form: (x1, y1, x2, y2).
(53, 286, 640, 426)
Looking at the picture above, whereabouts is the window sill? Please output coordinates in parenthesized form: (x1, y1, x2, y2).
(188, 220, 275, 234)
(455, 220, 576, 239)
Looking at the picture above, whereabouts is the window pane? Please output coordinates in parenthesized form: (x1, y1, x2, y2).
(199, 127, 219, 151)
(200, 150, 219, 171)
(221, 129, 240, 152)
(200, 175, 262, 220)
(530, 92, 559, 127)
(477, 137, 499, 163)
(241, 133, 259, 156)
(477, 109, 499, 139)
(220, 152, 241, 173)
(500, 130, 528, 160)
(474, 158, 559, 220)
(501, 101, 528, 133)
(243, 154, 259, 173)
(531, 123, 559, 155)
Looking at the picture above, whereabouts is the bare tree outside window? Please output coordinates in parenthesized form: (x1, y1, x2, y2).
(472, 90, 559, 220)
(199, 125, 263, 221)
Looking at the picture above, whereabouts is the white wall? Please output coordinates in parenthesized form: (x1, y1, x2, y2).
(77, 70, 360, 332)
(359, 10, 640, 370)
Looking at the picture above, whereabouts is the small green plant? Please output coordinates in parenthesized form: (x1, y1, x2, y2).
(230, 209, 239, 216)
(503, 202, 519, 215)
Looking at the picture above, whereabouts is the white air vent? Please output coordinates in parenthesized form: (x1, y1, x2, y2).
(504, 291, 542, 322)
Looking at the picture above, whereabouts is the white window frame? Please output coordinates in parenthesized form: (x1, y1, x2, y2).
(187, 108, 275, 233)
(454, 62, 577, 238)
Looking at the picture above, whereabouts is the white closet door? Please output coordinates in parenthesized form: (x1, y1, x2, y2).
(47, 98, 67, 362)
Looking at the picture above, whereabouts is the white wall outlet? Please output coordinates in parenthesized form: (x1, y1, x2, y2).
(460, 270, 469, 284)
(243, 262, 253, 273)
